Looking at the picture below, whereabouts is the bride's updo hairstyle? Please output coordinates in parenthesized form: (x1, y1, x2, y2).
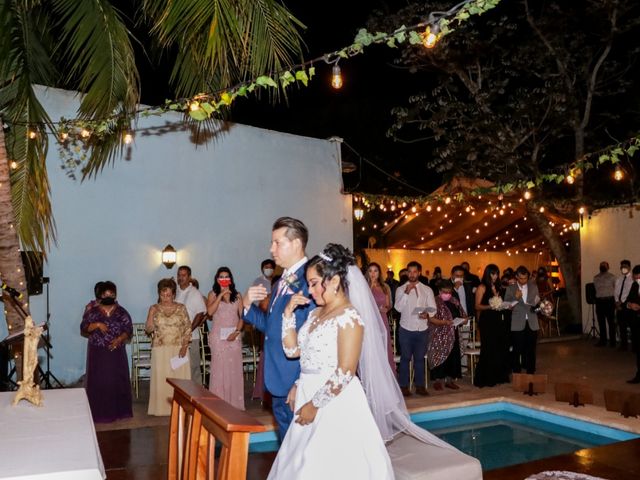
(307, 243, 356, 295)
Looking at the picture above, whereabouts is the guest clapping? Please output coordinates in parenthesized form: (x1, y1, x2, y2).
(146, 278, 191, 416)
(207, 267, 245, 410)
(81, 281, 133, 423)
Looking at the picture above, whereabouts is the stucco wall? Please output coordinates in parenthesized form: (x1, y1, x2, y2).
(580, 205, 640, 332)
(2, 86, 352, 383)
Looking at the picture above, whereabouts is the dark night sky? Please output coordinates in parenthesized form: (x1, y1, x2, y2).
(136, 0, 440, 196)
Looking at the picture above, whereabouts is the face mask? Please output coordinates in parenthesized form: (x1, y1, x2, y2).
(599, 266, 608, 273)
(440, 293, 452, 301)
(621, 268, 630, 275)
(218, 278, 231, 288)
(101, 297, 115, 306)
(263, 268, 274, 277)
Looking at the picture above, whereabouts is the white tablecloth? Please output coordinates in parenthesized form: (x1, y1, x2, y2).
(0, 389, 106, 479)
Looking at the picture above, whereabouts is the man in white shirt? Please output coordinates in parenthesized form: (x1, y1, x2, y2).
(176, 266, 207, 385)
(394, 261, 436, 397)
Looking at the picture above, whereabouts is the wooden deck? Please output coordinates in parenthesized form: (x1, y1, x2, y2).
(95, 338, 640, 479)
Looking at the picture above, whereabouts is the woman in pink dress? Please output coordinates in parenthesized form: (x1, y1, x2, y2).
(366, 262, 396, 374)
(206, 267, 245, 410)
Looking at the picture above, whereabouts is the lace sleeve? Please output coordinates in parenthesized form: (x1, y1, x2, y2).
(310, 367, 354, 408)
(281, 312, 300, 358)
(310, 308, 363, 408)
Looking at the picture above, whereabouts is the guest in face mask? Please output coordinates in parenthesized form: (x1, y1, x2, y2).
(206, 267, 245, 410)
(252, 259, 276, 299)
(80, 281, 133, 422)
(427, 280, 468, 390)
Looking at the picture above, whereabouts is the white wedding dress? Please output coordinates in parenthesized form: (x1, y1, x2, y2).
(267, 307, 394, 480)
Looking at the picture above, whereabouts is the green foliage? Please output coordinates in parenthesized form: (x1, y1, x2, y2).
(371, 0, 640, 206)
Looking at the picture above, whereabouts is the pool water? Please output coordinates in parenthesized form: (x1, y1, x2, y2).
(249, 401, 639, 470)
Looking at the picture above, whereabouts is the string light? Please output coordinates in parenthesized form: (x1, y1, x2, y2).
(10, 161, 18, 169)
(331, 64, 343, 89)
(354, 208, 364, 221)
(189, 101, 200, 112)
(80, 128, 91, 138)
(422, 24, 440, 49)
(614, 165, 624, 181)
(123, 132, 134, 145)
(27, 130, 37, 139)
(565, 172, 575, 184)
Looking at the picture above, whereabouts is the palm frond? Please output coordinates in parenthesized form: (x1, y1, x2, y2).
(142, 0, 304, 95)
(0, 2, 57, 254)
(51, 0, 140, 118)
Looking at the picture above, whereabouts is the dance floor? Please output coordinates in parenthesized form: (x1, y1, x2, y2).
(96, 337, 640, 479)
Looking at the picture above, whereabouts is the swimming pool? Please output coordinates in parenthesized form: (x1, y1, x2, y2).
(249, 401, 640, 470)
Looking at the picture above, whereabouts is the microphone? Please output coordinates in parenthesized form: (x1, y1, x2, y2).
(1, 282, 23, 300)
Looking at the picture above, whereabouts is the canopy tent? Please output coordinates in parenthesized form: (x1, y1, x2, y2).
(366, 177, 574, 255)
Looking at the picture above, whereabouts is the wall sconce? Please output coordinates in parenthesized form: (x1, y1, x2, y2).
(161, 244, 177, 269)
(571, 222, 580, 231)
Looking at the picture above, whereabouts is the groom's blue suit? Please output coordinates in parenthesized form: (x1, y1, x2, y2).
(243, 262, 314, 441)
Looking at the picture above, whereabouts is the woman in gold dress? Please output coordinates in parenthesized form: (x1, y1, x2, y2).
(146, 278, 192, 416)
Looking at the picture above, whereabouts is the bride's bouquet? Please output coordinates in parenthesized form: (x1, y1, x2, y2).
(489, 296, 504, 310)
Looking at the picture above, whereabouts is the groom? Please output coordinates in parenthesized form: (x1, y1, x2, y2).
(243, 217, 314, 441)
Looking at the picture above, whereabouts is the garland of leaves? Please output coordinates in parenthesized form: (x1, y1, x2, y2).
(354, 134, 640, 209)
(11, 0, 499, 158)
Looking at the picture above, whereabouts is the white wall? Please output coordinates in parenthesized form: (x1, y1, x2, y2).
(580, 205, 640, 332)
(4, 86, 352, 383)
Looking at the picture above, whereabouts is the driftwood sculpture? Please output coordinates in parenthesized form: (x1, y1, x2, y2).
(12, 316, 44, 406)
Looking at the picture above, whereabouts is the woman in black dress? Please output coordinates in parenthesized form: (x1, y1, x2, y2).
(473, 265, 511, 387)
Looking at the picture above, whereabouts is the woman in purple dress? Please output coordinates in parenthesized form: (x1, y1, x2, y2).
(366, 262, 396, 374)
(207, 267, 245, 410)
(81, 281, 133, 423)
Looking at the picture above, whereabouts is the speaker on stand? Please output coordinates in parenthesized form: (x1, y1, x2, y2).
(585, 282, 598, 339)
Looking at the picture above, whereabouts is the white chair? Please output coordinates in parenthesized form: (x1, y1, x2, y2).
(131, 322, 152, 398)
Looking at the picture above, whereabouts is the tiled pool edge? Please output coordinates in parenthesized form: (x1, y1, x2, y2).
(410, 401, 639, 441)
(250, 396, 640, 446)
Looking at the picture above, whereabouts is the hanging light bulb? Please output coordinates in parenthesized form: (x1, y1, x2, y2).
(331, 64, 343, 89)
(123, 132, 134, 145)
(189, 101, 200, 111)
(614, 166, 624, 181)
(565, 172, 575, 184)
(353, 208, 364, 221)
(27, 130, 37, 139)
(80, 128, 91, 138)
(422, 24, 440, 49)
(523, 190, 532, 200)
(10, 160, 18, 170)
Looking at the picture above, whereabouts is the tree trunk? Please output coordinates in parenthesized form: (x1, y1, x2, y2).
(527, 205, 582, 328)
(0, 124, 30, 331)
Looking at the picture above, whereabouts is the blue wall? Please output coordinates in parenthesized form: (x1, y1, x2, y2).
(2, 86, 352, 384)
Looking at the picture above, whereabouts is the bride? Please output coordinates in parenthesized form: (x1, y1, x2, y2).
(267, 244, 394, 479)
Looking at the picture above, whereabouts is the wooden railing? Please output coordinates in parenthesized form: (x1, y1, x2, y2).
(167, 378, 268, 480)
